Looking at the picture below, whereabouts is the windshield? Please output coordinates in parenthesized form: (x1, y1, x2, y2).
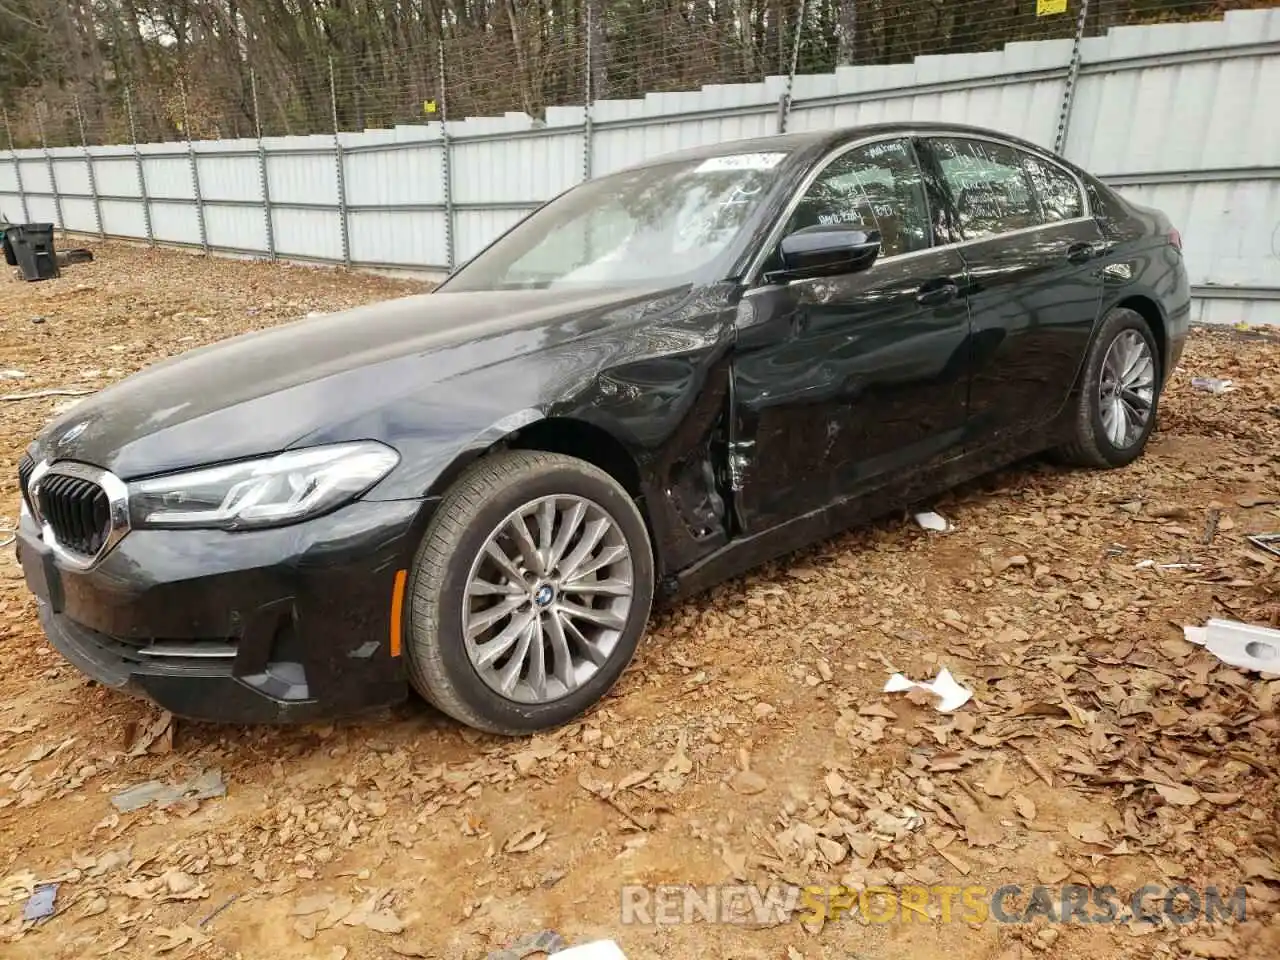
(440, 151, 791, 291)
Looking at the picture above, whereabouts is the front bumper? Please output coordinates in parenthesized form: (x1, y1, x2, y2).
(16, 497, 431, 724)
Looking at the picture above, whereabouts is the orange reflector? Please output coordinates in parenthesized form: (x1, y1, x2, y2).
(389, 569, 407, 657)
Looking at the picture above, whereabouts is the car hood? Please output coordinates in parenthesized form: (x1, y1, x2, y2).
(32, 285, 677, 478)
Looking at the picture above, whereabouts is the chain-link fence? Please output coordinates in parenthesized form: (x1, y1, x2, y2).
(2, 0, 1275, 150)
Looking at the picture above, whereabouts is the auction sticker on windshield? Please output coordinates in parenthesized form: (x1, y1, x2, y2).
(695, 153, 787, 173)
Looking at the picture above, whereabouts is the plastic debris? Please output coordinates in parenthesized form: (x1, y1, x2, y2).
(111, 769, 226, 813)
(487, 930, 567, 960)
(1247, 533, 1280, 559)
(1191, 377, 1235, 394)
(22, 883, 57, 922)
(1135, 559, 1203, 571)
(556, 943, 628, 960)
(913, 511, 952, 532)
(1184, 619, 1280, 674)
(884, 668, 973, 712)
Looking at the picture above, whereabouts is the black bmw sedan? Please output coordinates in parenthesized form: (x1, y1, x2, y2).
(15, 122, 1189, 734)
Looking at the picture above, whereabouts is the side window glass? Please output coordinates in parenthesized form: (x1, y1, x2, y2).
(783, 138, 931, 259)
(1022, 155, 1084, 222)
(929, 138, 1042, 241)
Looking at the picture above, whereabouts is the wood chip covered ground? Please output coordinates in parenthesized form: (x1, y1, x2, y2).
(1, 243, 1278, 960)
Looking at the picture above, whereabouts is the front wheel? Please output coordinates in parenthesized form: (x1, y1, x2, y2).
(404, 450, 654, 735)
(1054, 307, 1162, 469)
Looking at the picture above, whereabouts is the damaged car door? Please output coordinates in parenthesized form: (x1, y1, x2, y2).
(729, 136, 971, 534)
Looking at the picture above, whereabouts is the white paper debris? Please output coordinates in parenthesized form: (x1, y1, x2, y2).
(1191, 377, 1234, 394)
(1184, 619, 1280, 674)
(913, 511, 952, 532)
(555, 942, 628, 960)
(884, 667, 972, 712)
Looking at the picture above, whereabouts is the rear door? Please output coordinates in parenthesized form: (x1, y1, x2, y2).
(918, 136, 1104, 446)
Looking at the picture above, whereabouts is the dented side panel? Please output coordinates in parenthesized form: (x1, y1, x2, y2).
(728, 247, 972, 535)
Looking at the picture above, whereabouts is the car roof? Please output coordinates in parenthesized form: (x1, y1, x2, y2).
(625, 121, 1060, 169)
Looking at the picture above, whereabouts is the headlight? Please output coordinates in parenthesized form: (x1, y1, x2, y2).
(129, 442, 399, 530)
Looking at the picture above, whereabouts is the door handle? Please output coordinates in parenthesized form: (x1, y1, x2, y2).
(917, 277, 959, 306)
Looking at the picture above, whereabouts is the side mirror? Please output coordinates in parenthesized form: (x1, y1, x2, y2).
(772, 225, 881, 282)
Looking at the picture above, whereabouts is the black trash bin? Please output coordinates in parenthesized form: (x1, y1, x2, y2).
(9, 223, 59, 281)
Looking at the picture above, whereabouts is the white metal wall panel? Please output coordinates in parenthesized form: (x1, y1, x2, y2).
(344, 143, 444, 207)
(266, 151, 336, 206)
(93, 156, 142, 198)
(22, 196, 58, 224)
(1115, 180, 1280, 290)
(140, 154, 194, 201)
(0, 159, 17, 195)
(18, 158, 51, 194)
(273, 208, 344, 261)
(454, 207, 528, 264)
(196, 150, 263, 204)
(150, 202, 201, 245)
(348, 210, 450, 267)
(99, 198, 147, 237)
(58, 197, 98, 234)
(204, 204, 268, 253)
(452, 131, 581, 204)
(50, 154, 91, 196)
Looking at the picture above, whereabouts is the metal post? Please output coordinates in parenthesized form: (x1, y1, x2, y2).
(251, 70, 276, 260)
(329, 57, 351, 268)
(36, 106, 66, 240)
(179, 79, 208, 253)
(582, 4, 594, 182)
(437, 40, 456, 272)
(124, 87, 154, 245)
(1054, 0, 1091, 156)
(2, 109, 29, 223)
(778, 0, 807, 133)
(75, 95, 105, 239)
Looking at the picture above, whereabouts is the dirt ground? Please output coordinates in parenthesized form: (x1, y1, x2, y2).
(1, 242, 1279, 960)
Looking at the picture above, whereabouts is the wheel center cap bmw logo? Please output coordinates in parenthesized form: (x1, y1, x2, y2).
(533, 584, 555, 607)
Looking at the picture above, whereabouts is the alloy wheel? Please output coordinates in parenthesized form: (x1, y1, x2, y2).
(1098, 328, 1156, 449)
(462, 494, 635, 705)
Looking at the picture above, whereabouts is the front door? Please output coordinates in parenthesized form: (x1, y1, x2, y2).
(730, 137, 971, 535)
(918, 136, 1104, 446)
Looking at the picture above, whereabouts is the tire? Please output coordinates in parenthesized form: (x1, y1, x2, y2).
(1054, 307, 1162, 469)
(404, 450, 654, 735)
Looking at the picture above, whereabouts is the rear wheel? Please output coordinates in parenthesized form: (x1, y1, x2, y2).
(404, 451, 654, 735)
(1054, 307, 1162, 468)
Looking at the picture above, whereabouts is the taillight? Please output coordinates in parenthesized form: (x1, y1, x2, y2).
(1169, 227, 1182, 251)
